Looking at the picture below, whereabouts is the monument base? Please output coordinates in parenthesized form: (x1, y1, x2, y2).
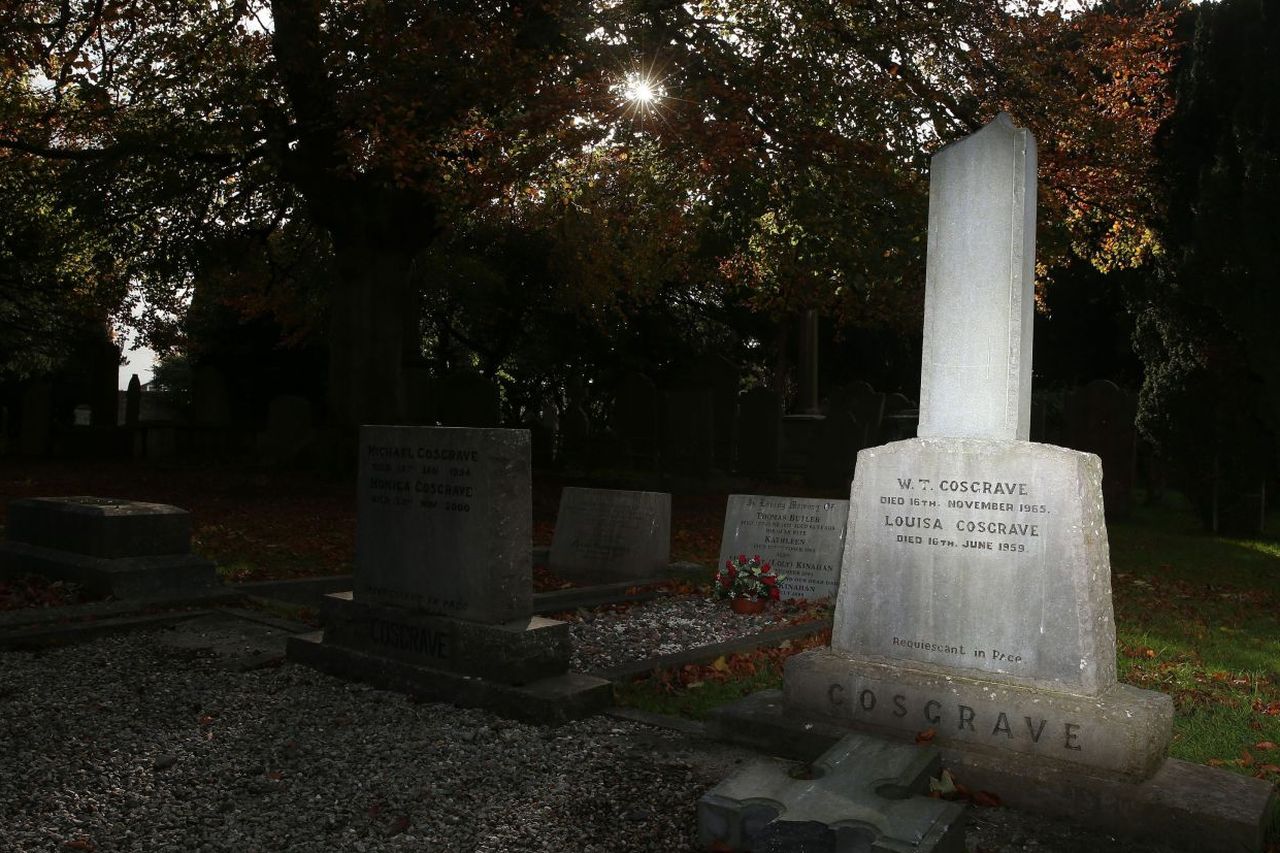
(785, 648, 1172, 780)
(0, 541, 223, 600)
(287, 631, 611, 725)
(318, 592, 571, 683)
(709, 690, 1278, 853)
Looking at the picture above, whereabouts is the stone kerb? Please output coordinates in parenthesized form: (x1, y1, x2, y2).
(718, 495, 849, 601)
(354, 425, 531, 625)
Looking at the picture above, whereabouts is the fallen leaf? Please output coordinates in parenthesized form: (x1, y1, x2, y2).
(711, 656, 730, 673)
(972, 790, 1002, 808)
(915, 728, 936, 745)
(1255, 741, 1277, 750)
(929, 768, 956, 797)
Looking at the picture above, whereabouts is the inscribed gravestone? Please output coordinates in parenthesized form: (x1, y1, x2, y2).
(784, 114, 1172, 780)
(549, 487, 670, 583)
(719, 495, 849, 601)
(356, 425, 531, 624)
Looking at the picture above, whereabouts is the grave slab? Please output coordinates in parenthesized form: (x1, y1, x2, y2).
(719, 495, 849, 601)
(1, 497, 221, 600)
(698, 731, 966, 853)
(549, 487, 670, 583)
(709, 691, 1278, 853)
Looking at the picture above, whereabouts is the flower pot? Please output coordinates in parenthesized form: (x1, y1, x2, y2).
(731, 597, 766, 615)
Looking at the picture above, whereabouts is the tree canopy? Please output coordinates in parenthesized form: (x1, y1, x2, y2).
(0, 0, 1178, 423)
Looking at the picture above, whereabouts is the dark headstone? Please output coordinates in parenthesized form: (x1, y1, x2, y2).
(662, 389, 714, 475)
(258, 395, 315, 463)
(678, 354, 740, 468)
(18, 381, 52, 456)
(1064, 380, 1136, 519)
(191, 365, 232, 426)
(558, 404, 590, 470)
(736, 388, 782, 479)
(125, 375, 141, 426)
(612, 372, 660, 469)
(436, 372, 500, 427)
(804, 412, 860, 490)
(354, 425, 531, 624)
(288, 425, 611, 722)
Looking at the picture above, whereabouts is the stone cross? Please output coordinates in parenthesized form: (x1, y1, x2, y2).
(917, 113, 1036, 441)
(698, 732, 965, 852)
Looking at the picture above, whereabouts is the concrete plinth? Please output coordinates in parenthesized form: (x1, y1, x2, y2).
(287, 631, 611, 725)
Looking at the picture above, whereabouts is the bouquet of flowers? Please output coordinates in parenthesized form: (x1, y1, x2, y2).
(713, 554, 784, 601)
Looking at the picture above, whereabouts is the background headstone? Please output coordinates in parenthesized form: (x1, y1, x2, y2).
(191, 364, 233, 427)
(258, 394, 315, 463)
(804, 412, 860, 491)
(719, 495, 849, 600)
(18, 381, 52, 456)
(436, 372, 500, 427)
(612, 372, 660, 469)
(1063, 379, 1137, 520)
(549, 487, 671, 584)
(662, 389, 714, 476)
(736, 388, 782, 479)
(354, 426, 531, 624)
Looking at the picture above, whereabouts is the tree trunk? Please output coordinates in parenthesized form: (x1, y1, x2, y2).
(327, 238, 411, 428)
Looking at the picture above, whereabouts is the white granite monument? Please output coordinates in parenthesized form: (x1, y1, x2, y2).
(784, 114, 1172, 779)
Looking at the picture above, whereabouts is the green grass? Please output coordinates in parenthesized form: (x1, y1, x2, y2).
(1109, 494, 1280, 774)
(620, 491, 1280, 782)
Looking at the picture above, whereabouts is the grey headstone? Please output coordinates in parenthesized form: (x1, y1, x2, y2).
(736, 387, 782, 479)
(718, 495, 849, 601)
(549, 487, 670, 583)
(354, 426, 531, 624)
(918, 113, 1035, 441)
(698, 732, 966, 853)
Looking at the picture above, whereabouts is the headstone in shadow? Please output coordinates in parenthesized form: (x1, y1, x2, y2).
(736, 388, 783, 479)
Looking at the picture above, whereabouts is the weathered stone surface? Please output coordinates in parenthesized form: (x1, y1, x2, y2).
(835, 437, 1116, 695)
(710, 690, 1277, 853)
(7, 497, 192, 558)
(317, 592, 569, 685)
(918, 113, 1036, 441)
(0, 543, 220, 600)
(286, 632, 612, 725)
(549, 487, 670, 583)
(698, 731, 965, 853)
(718, 495, 849, 601)
(354, 426, 531, 624)
(784, 649, 1172, 780)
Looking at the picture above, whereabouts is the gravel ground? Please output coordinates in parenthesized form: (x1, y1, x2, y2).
(566, 594, 812, 672)
(0, 612, 1182, 853)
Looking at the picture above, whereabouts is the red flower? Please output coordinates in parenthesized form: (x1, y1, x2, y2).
(770, 586, 781, 600)
(762, 575, 777, 586)
(727, 566, 737, 578)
